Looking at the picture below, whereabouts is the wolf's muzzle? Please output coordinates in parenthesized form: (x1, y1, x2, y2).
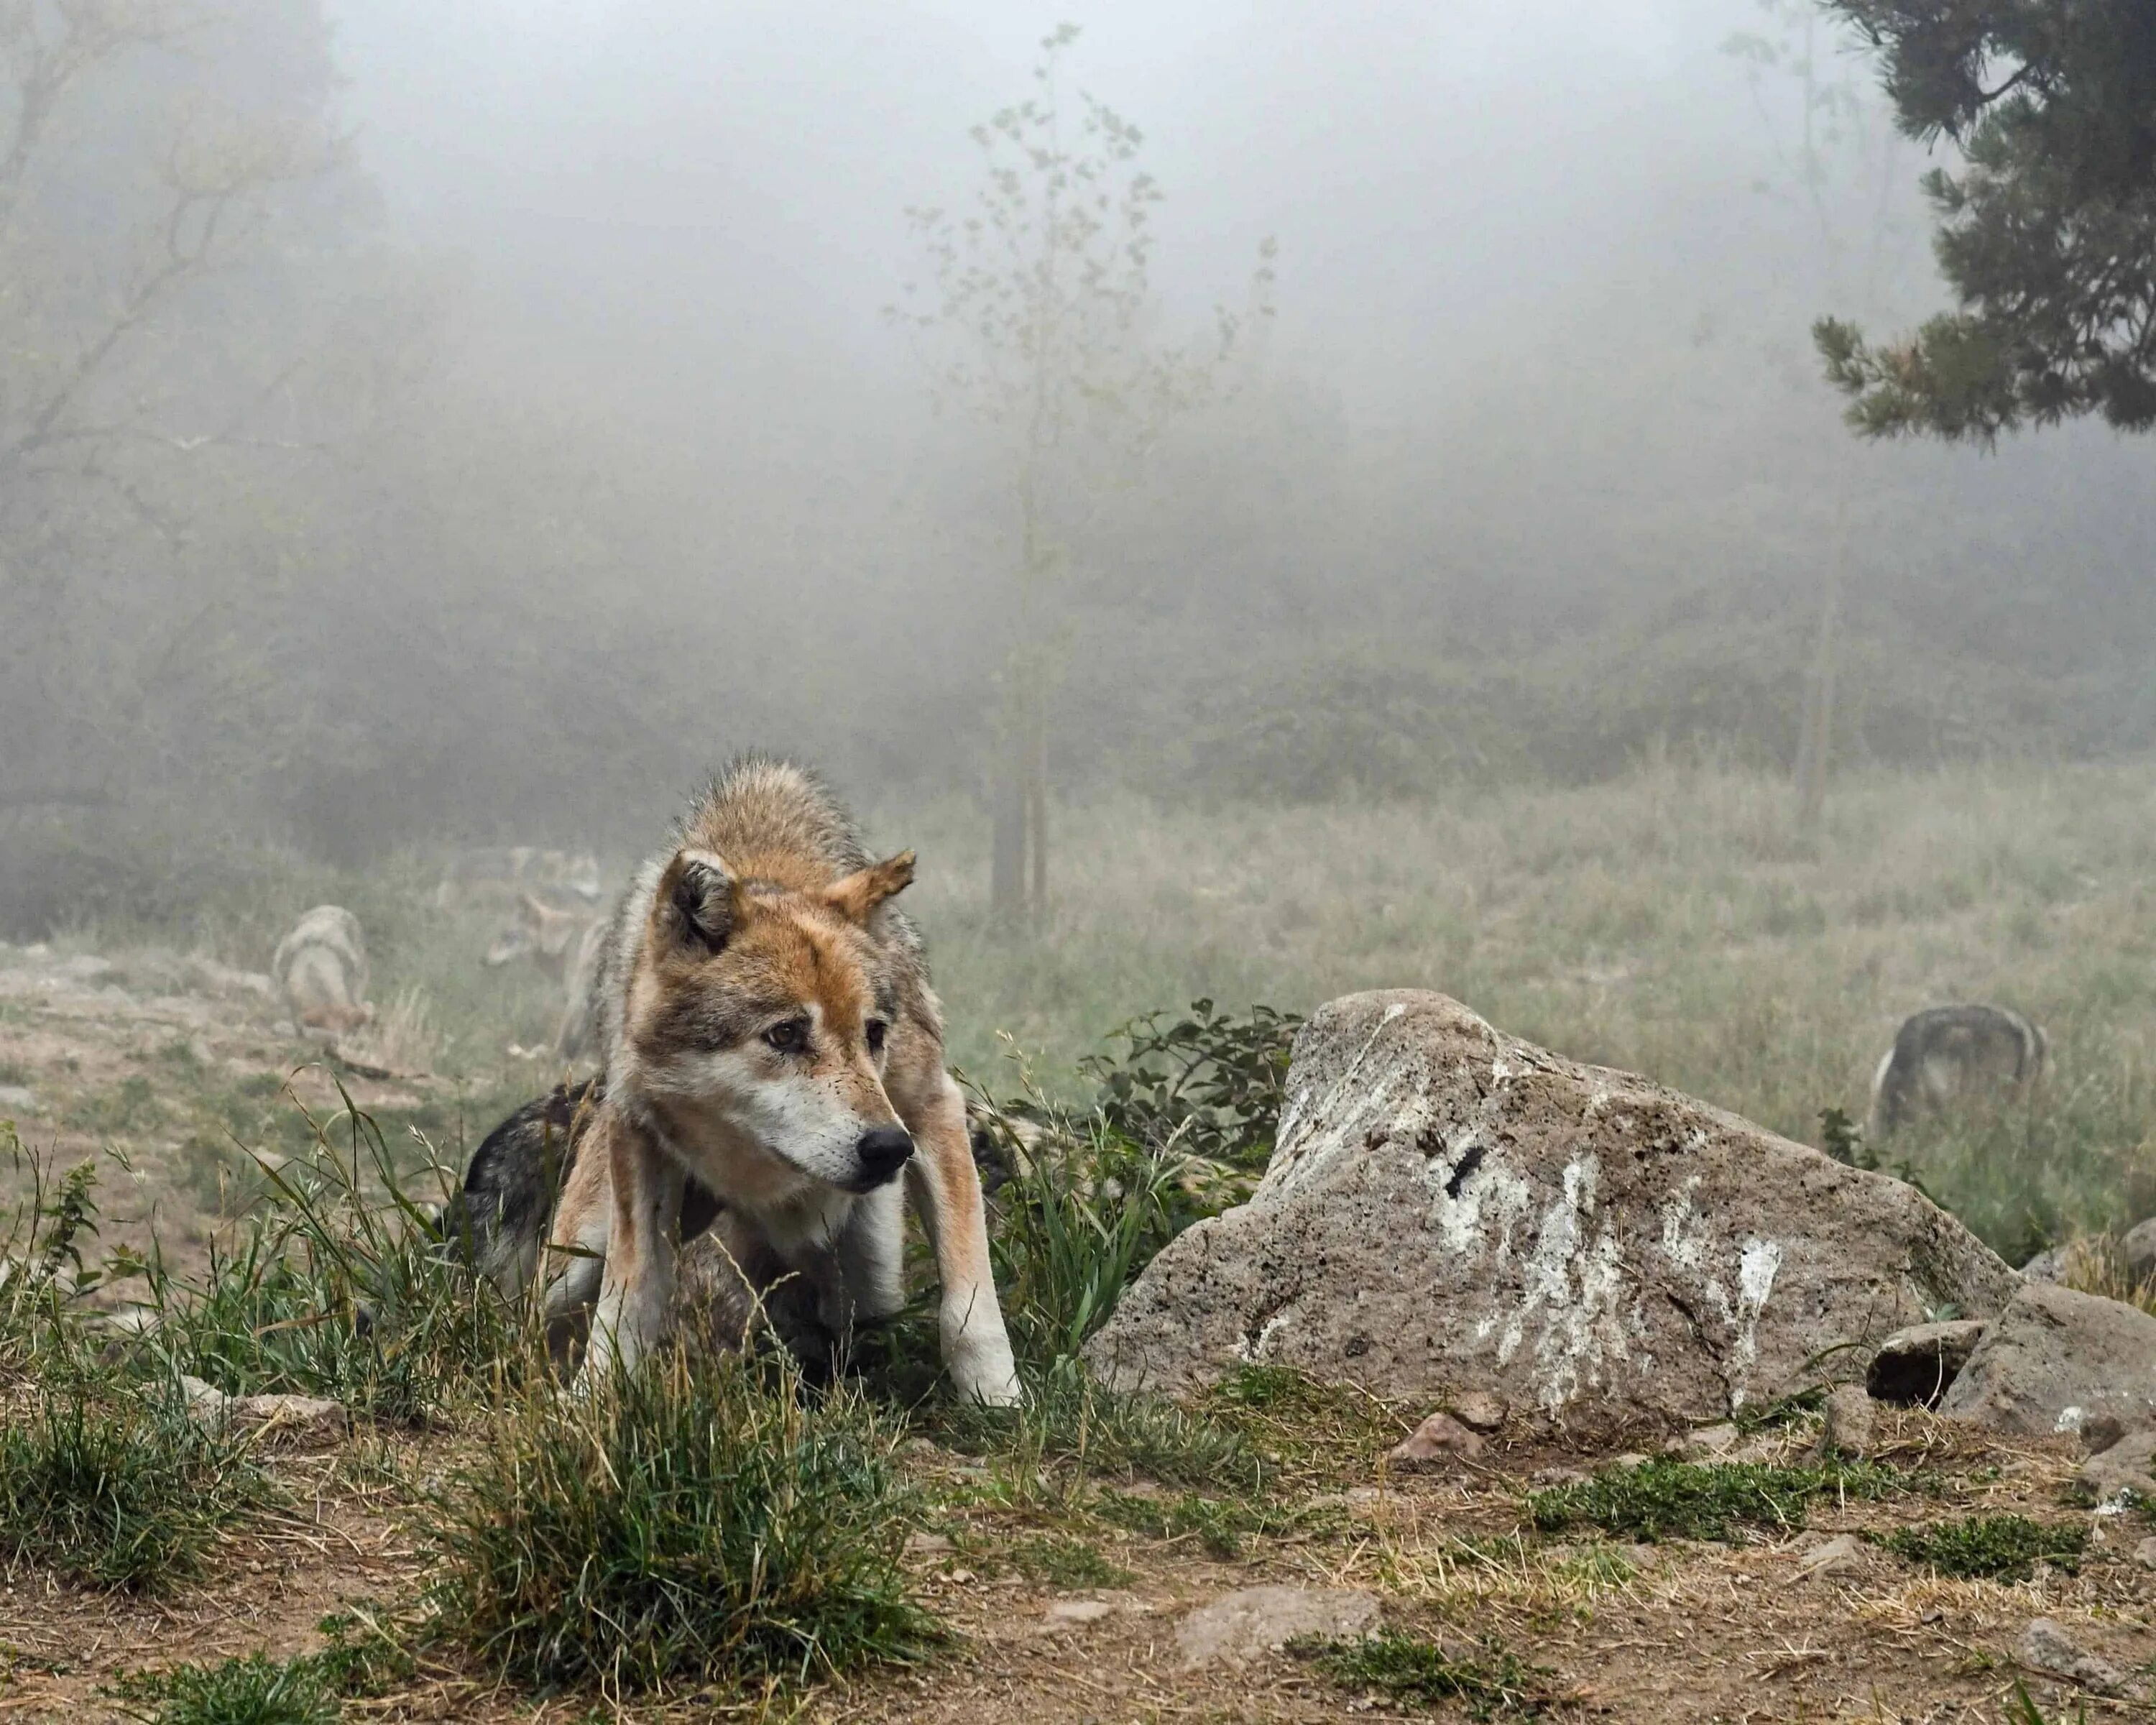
(854, 1125, 915, 1188)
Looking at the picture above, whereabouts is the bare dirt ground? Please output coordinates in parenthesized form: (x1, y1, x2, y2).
(0, 939, 2151, 1723)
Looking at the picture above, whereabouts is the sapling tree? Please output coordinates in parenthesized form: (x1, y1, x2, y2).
(890, 23, 1273, 919)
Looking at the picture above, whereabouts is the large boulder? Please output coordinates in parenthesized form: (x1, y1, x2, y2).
(1087, 991, 2018, 1433)
(1937, 1280, 2156, 1438)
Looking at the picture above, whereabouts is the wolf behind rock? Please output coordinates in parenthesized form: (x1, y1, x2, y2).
(1868, 1004, 2047, 1139)
(272, 905, 373, 1039)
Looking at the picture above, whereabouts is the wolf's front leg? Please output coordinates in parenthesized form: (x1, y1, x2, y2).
(895, 1072, 1021, 1406)
(582, 1112, 686, 1382)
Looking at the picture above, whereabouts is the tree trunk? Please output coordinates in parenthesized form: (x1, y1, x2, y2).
(1795, 493, 1852, 833)
(990, 741, 1027, 919)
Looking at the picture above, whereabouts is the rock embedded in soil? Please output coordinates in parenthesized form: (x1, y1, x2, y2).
(1794, 1534, 1864, 1581)
(2079, 1427, 2156, 1504)
(1175, 1586, 1380, 1670)
(1814, 1384, 1876, 1458)
(180, 1377, 348, 1445)
(2018, 1618, 2123, 1695)
(1866, 1320, 1989, 1407)
(1447, 1389, 1506, 1431)
(2124, 1218, 2156, 1287)
(1938, 1282, 2156, 1438)
(1387, 1410, 1484, 1468)
(1089, 991, 2018, 1432)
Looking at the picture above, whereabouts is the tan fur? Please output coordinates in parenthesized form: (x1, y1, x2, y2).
(544, 758, 1018, 1403)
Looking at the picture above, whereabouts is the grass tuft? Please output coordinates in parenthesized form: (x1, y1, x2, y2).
(113, 1652, 339, 1725)
(425, 1343, 933, 1696)
(1525, 1457, 1907, 1543)
(1877, 1514, 2087, 1581)
(1008, 1535, 1136, 1589)
(1289, 1627, 1545, 1719)
(0, 1385, 274, 1591)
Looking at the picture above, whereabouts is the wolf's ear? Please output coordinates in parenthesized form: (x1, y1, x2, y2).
(824, 851, 916, 924)
(651, 848, 740, 954)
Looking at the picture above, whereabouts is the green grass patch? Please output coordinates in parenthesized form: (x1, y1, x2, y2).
(1525, 1457, 1907, 1543)
(1206, 1363, 1406, 1479)
(1093, 1487, 1307, 1560)
(1876, 1514, 2087, 1581)
(1289, 1628, 1546, 1719)
(113, 1651, 340, 1725)
(1008, 1535, 1136, 1589)
(0, 1386, 275, 1591)
(424, 1344, 934, 1696)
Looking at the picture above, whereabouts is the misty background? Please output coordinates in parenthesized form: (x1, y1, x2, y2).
(6, 0, 2152, 932)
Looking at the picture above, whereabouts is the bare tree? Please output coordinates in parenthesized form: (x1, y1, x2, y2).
(891, 23, 1273, 919)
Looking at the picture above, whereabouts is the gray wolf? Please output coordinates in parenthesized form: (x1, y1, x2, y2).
(1868, 1004, 2047, 1139)
(483, 892, 609, 1059)
(272, 905, 372, 1039)
(455, 756, 1020, 1404)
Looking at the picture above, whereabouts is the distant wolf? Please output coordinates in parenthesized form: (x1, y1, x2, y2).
(1867, 1004, 2047, 1139)
(453, 756, 1020, 1404)
(436, 847, 602, 909)
(483, 891, 608, 1060)
(272, 905, 373, 1039)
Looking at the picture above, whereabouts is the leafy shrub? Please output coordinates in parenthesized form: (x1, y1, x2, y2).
(425, 1344, 931, 1695)
(1879, 1515, 2086, 1581)
(1079, 998, 1301, 1169)
(0, 1386, 273, 1591)
(1526, 1458, 1906, 1543)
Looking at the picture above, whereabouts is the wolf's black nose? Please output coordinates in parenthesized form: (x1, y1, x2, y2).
(855, 1126, 915, 1184)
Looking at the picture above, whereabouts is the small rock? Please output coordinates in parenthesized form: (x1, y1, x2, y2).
(1794, 1533, 1864, 1580)
(1447, 1392, 1506, 1432)
(1667, 1422, 1740, 1459)
(1606, 1452, 1650, 1470)
(2078, 1425, 2156, 1504)
(1814, 1384, 1876, 1458)
(1176, 1586, 1381, 1670)
(1388, 1412, 1483, 1469)
(1046, 1600, 1115, 1626)
(2018, 1618, 2122, 1695)
(2124, 1218, 2156, 1287)
(229, 1392, 348, 1445)
(179, 1375, 228, 1417)
(1866, 1320, 1990, 1407)
(904, 1532, 952, 1555)
(2134, 1537, 2156, 1571)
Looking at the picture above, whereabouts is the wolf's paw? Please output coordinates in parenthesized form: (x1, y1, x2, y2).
(949, 1341, 1023, 1408)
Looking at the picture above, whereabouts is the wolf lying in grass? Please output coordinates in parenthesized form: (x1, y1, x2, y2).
(453, 757, 1020, 1404)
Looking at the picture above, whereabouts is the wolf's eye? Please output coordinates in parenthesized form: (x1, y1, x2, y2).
(865, 1018, 888, 1056)
(763, 1018, 810, 1054)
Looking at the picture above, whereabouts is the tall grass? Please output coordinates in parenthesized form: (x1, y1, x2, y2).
(902, 759, 2156, 1254)
(425, 1343, 931, 1696)
(135, 1089, 524, 1423)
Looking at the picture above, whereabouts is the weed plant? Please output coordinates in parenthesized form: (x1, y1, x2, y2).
(113, 1652, 341, 1725)
(425, 1342, 932, 1696)
(1878, 1515, 2087, 1581)
(1289, 1628, 1546, 1720)
(1526, 1457, 1908, 1543)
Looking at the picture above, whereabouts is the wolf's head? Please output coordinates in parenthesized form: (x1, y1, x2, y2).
(619, 847, 918, 1196)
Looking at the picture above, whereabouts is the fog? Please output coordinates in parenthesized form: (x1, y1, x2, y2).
(4, 0, 2152, 922)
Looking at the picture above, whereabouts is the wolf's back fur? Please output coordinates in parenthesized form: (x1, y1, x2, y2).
(1868, 1003, 2047, 1139)
(272, 905, 372, 1036)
